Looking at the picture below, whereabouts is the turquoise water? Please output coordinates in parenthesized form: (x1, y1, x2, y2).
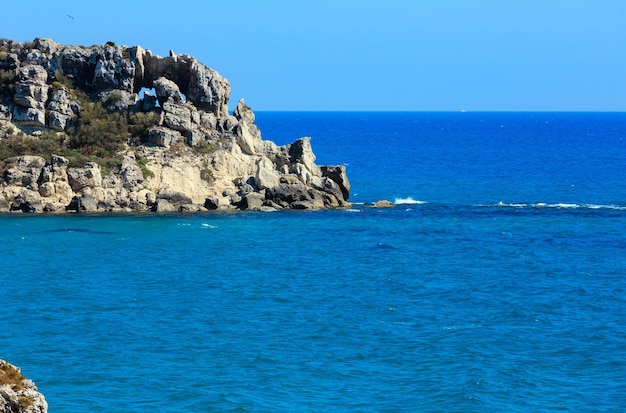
(2, 112, 626, 412)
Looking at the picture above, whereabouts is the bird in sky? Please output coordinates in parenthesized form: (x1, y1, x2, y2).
(67, 14, 74, 20)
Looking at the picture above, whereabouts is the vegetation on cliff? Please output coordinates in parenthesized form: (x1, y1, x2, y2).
(0, 40, 221, 173)
(0, 37, 350, 213)
(1, 68, 162, 170)
(0, 361, 26, 390)
(0, 360, 47, 412)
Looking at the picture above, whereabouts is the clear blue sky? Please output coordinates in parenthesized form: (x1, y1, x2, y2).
(3, 0, 625, 111)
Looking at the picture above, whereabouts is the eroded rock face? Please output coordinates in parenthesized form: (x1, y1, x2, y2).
(153, 76, 183, 106)
(0, 359, 48, 413)
(3, 156, 45, 188)
(11, 65, 49, 126)
(147, 126, 182, 147)
(0, 38, 351, 213)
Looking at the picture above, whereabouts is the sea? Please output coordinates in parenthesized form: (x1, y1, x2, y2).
(1, 112, 625, 412)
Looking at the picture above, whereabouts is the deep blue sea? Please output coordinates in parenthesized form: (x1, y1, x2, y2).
(2, 112, 625, 412)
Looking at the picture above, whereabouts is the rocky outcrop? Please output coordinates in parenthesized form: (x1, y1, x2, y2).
(370, 200, 394, 208)
(0, 360, 47, 413)
(0, 38, 350, 213)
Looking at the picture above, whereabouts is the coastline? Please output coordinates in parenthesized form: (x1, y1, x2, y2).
(0, 38, 350, 214)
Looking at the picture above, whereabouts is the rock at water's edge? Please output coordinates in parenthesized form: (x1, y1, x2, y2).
(0, 359, 48, 413)
(0, 38, 351, 213)
(370, 200, 394, 208)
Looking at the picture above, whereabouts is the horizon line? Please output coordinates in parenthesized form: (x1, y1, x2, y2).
(249, 109, 626, 113)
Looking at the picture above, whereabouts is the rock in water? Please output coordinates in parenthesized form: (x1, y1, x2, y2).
(0, 38, 351, 213)
(371, 200, 394, 208)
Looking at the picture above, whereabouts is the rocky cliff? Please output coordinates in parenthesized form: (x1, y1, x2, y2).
(0, 38, 350, 213)
(0, 360, 47, 413)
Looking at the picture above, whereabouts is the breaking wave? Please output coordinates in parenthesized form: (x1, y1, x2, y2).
(394, 197, 427, 205)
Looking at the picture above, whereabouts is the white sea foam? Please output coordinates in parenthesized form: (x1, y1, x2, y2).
(549, 203, 578, 209)
(489, 202, 626, 211)
(495, 201, 527, 208)
(394, 197, 427, 205)
(583, 204, 626, 210)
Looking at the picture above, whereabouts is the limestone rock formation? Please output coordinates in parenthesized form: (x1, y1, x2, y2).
(0, 38, 351, 213)
(0, 360, 48, 413)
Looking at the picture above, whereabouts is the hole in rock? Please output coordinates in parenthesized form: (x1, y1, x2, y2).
(138, 87, 187, 107)
(138, 87, 155, 99)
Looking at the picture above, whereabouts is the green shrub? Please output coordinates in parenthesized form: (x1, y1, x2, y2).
(0, 132, 65, 167)
(128, 111, 158, 140)
(0, 69, 17, 100)
(64, 150, 90, 168)
(194, 140, 216, 154)
(200, 168, 213, 182)
(135, 156, 154, 179)
(107, 92, 123, 104)
(67, 90, 128, 156)
(53, 69, 74, 89)
(104, 157, 123, 172)
(141, 166, 154, 179)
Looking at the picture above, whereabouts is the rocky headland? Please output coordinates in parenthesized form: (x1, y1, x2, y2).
(0, 38, 350, 213)
(0, 360, 47, 413)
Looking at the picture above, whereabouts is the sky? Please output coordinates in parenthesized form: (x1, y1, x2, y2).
(2, 0, 625, 111)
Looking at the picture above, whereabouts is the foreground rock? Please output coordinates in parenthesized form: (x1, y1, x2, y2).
(0, 360, 47, 413)
(0, 38, 350, 213)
